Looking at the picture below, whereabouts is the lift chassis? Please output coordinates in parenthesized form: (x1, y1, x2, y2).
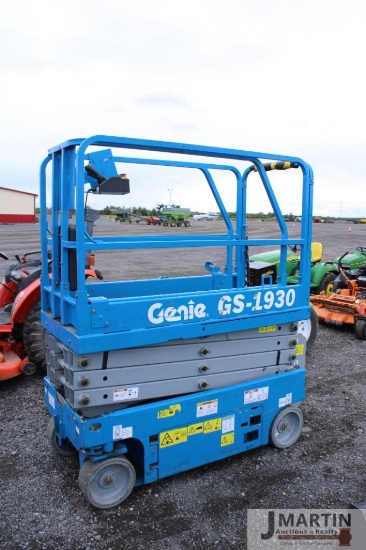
(40, 135, 314, 508)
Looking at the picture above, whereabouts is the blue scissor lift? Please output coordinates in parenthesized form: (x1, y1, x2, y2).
(40, 136, 313, 508)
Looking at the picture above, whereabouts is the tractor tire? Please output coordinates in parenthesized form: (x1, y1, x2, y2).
(170, 220, 177, 227)
(316, 272, 336, 295)
(184, 221, 190, 227)
(22, 300, 47, 372)
(355, 318, 366, 340)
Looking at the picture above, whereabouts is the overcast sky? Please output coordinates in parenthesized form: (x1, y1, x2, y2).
(1, 0, 365, 217)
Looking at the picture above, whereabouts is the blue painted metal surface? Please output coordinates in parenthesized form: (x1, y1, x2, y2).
(39, 136, 314, 354)
(45, 368, 305, 485)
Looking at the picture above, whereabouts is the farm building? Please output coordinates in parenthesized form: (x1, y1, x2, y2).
(0, 187, 38, 223)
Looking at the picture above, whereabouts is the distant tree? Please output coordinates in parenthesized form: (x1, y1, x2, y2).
(100, 207, 112, 215)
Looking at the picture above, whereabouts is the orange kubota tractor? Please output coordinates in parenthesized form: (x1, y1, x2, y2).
(0, 250, 45, 380)
(310, 250, 366, 339)
(0, 208, 103, 381)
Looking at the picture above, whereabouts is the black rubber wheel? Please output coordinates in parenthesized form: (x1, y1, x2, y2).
(270, 406, 303, 449)
(316, 272, 336, 295)
(170, 220, 177, 227)
(78, 456, 136, 509)
(355, 318, 366, 340)
(184, 221, 190, 227)
(22, 300, 47, 372)
(47, 418, 76, 457)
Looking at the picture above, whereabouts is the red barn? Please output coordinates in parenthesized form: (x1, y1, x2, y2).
(0, 187, 38, 223)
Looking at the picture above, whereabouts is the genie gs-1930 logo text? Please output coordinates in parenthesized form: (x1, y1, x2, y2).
(147, 289, 296, 325)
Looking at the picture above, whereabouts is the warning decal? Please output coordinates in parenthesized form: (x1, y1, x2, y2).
(188, 422, 204, 436)
(244, 386, 269, 404)
(204, 418, 222, 433)
(296, 344, 304, 355)
(221, 432, 235, 446)
(160, 427, 188, 448)
(157, 404, 182, 419)
(113, 387, 139, 402)
(258, 325, 276, 333)
(197, 399, 218, 418)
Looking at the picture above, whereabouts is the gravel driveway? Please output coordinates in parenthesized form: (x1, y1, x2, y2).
(0, 220, 365, 550)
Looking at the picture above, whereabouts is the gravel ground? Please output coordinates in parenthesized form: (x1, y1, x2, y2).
(0, 220, 365, 550)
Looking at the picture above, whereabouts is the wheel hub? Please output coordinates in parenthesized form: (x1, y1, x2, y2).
(100, 471, 116, 488)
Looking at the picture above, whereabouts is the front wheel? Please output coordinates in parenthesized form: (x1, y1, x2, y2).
(78, 456, 136, 509)
(316, 272, 336, 295)
(270, 406, 303, 449)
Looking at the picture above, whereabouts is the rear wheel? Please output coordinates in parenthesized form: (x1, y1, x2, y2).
(184, 221, 190, 227)
(22, 301, 46, 372)
(47, 418, 76, 457)
(355, 318, 366, 340)
(170, 220, 176, 227)
(316, 272, 336, 295)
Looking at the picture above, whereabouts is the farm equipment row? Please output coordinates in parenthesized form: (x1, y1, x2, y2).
(114, 205, 192, 227)
(250, 243, 366, 297)
(311, 249, 366, 339)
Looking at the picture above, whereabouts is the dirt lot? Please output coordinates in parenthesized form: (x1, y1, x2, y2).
(0, 219, 365, 550)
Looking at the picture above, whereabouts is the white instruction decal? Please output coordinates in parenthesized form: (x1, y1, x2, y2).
(279, 392, 293, 408)
(113, 387, 139, 402)
(113, 425, 123, 440)
(48, 392, 55, 409)
(222, 415, 235, 434)
(197, 399, 218, 418)
(122, 426, 133, 439)
(244, 386, 269, 404)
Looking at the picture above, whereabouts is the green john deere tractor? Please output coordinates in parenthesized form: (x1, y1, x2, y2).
(249, 243, 366, 296)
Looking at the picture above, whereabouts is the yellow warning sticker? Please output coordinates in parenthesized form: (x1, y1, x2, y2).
(221, 432, 235, 446)
(296, 344, 304, 356)
(188, 422, 204, 436)
(157, 403, 181, 419)
(160, 427, 187, 448)
(204, 418, 222, 433)
(258, 325, 276, 333)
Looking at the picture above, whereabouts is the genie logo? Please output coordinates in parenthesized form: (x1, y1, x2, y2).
(148, 300, 207, 325)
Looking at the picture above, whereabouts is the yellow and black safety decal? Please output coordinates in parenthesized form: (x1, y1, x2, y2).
(203, 418, 222, 433)
(160, 427, 188, 448)
(187, 422, 204, 436)
(296, 344, 304, 355)
(157, 403, 181, 419)
(258, 325, 276, 333)
(221, 432, 235, 446)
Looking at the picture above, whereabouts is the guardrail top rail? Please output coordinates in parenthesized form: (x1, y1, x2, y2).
(40, 135, 314, 354)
